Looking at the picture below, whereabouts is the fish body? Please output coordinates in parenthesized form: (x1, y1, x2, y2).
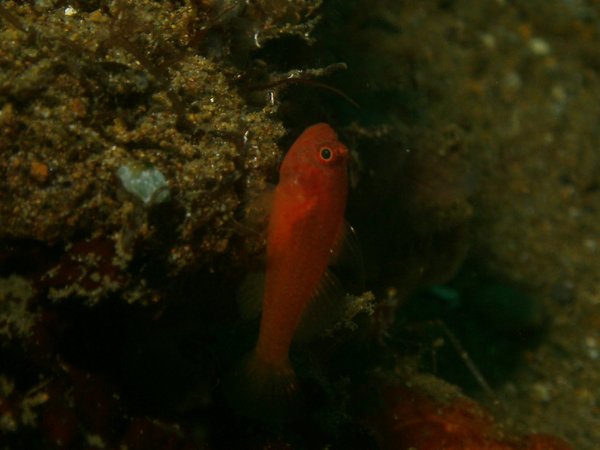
(257, 123, 349, 365)
(230, 123, 349, 419)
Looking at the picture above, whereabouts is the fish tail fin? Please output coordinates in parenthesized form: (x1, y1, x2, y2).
(225, 351, 302, 421)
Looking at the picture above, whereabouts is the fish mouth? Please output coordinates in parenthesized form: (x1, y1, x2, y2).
(331, 144, 350, 167)
(338, 144, 350, 162)
(341, 145, 350, 159)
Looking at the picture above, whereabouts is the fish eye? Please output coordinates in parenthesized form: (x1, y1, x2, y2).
(320, 147, 333, 161)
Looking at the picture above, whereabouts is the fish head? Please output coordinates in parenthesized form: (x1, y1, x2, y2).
(295, 123, 348, 168)
(280, 123, 349, 191)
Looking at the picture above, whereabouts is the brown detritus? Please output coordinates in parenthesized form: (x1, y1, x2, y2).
(29, 161, 49, 184)
(43, 238, 129, 303)
(0, 376, 17, 433)
(246, 62, 359, 109)
(202, 0, 323, 55)
(0, 378, 51, 438)
(244, 0, 323, 47)
(0, 275, 37, 340)
(1, 364, 124, 449)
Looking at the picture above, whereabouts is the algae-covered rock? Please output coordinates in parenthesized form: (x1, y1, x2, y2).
(0, 0, 305, 301)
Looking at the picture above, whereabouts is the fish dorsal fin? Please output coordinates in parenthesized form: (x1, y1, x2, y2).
(329, 221, 366, 295)
(235, 185, 275, 319)
(294, 270, 346, 342)
(237, 272, 265, 320)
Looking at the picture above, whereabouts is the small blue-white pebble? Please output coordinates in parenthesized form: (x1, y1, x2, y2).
(117, 163, 170, 205)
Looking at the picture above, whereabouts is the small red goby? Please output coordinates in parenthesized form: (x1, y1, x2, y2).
(229, 123, 350, 419)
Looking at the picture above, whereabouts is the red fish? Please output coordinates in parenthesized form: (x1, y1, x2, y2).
(230, 123, 350, 419)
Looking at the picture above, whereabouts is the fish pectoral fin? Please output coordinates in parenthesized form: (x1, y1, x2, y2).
(239, 184, 276, 235)
(328, 221, 366, 295)
(294, 270, 346, 342)
(237, 271, 265, 320)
